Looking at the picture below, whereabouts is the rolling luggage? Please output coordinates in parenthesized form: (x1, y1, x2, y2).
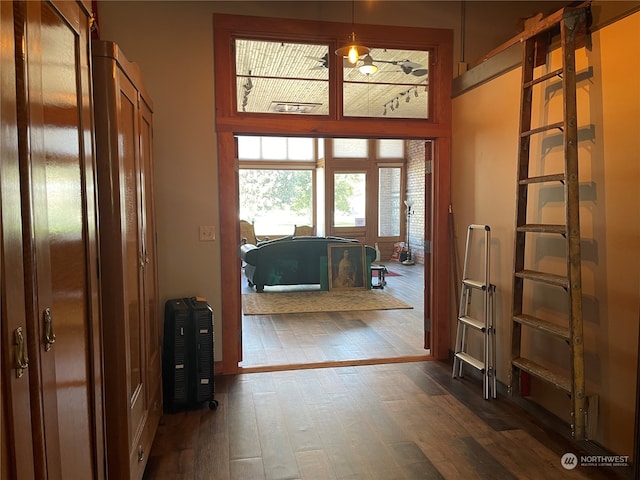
(163, 297, 219, 412)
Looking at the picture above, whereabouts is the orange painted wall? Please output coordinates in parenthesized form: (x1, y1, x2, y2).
(452, 11, 640, 457)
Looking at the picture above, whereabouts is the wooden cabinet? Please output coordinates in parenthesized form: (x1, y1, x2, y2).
(1, 1, 103, 479)
(92, 40, 162, 480)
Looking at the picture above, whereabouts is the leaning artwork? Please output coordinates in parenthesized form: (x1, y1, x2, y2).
(328, 243, 367, 291)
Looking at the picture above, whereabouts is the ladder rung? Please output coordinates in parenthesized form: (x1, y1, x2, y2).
(521, 121, 564, 138)
(455, 352, 485, 373)
(516, 224, 566, 234)
(524, 68, 563, 88)
(515, 270, 569, 288)
(462, 279, 486, 290)
(512, 357, 571, 393)
(519, 173, 565, 185)
(458, 315, 486, 331)
(513, 314, 570, 341)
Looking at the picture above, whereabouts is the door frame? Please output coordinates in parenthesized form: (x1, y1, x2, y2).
(214, 14, 453, 374)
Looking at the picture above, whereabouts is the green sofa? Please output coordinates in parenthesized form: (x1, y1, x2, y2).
(239, 236, 377, 292)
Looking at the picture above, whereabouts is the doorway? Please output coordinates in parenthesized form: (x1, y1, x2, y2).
(213, 13, 452, 374)
(237, 137, 432, 369)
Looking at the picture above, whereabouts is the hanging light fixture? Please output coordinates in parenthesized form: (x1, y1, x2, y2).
(336, 31, 370, 65)
(358, 54, 377, 75)
(335, 1, 370, 65)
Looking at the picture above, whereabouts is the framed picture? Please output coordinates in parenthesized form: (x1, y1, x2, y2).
(328, 243, 367, 291)
(390, 242, 405, 261)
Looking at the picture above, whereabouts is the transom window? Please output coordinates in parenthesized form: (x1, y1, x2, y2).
(235, 39, 430, 119)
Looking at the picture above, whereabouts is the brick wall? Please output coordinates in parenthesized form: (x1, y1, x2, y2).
(405, 140, 428, 264)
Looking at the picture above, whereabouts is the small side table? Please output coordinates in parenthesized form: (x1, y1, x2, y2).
(371, 265, 388, 289)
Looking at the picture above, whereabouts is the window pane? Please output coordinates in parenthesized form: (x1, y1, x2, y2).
(288, 137, 315, 160)
(237, 136, 316, 162)
(333, 138, 367, 158)
(237, 136, 261, 160)
(239, 169, 313, 235)
(343, 48, 429, 119)
(333, 173, 366, 227)
(377, 139, 404, 159)
(262, 137, 287, 160)
(378, 168, 401, 236)
(235, 39, 329, 115)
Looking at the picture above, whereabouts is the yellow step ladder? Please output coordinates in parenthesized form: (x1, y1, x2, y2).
(452, 224, 496, 400)
(508, 5, 596, 440)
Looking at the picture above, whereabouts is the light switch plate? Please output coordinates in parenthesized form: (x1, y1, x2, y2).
(199, 225, 215, 241)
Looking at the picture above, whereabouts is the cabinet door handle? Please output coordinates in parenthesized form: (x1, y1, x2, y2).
(14, 327, 29, 378)
(43, 307, 56, 351)
(137, 444, 144, 462)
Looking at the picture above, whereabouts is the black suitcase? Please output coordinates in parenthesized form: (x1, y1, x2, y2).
(163, 297, 219, 412)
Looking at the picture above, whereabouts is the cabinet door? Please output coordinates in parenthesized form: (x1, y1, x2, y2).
(115, 67, 149, 470)
(0, 1, 36, 478)
(17, 1, 102, 478)
(139, 95, 162, 412)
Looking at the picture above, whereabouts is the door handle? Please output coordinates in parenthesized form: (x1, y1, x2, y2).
(14, 327, 29, 378)
(43, 307, 56, 351)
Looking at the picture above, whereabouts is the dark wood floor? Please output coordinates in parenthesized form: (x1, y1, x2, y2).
(144, 261, 632, 479)
(239, 261, 428, 369)
(144, 359, 631, 479)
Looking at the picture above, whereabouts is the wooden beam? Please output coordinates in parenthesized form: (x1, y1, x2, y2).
(470, 3, 590, 69)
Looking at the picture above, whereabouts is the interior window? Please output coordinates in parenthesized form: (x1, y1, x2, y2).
(343, 48, 429, 119)
(234, 39, 430, 119)
(235, 39, 329, 115)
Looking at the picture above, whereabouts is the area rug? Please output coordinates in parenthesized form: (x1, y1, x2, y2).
(242, 289, 413, 315)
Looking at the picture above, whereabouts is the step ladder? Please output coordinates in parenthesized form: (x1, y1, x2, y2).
(452, 224, 496, 400)
(508, 6, 594, 440)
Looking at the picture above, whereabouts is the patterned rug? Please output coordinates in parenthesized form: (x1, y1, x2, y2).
(242, 289, 413, 315)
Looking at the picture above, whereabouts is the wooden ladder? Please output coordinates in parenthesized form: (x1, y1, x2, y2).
(509, 6, 594, 440)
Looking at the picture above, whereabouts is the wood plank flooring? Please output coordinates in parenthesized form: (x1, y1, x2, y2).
(143, 360, 631, 479)
(240, 261, 428, 369)
(144, 261, 632, 479)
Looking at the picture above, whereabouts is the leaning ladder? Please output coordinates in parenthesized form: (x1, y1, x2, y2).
(508, 6, 593, 439)
(452, 224, 496, 400)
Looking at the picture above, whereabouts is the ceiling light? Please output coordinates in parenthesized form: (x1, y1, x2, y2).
(335, 32, 370, 65)
(359, 54, 377, 75)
